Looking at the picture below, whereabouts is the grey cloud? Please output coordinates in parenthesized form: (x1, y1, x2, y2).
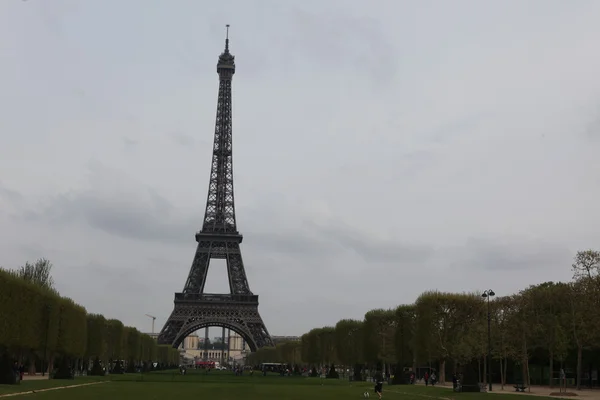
(168, 131, 197, 147)
(307, 222, 434, 264)
(122, 136, 138, 149)
(16, 243, 64, 264)
(279, 7, 397, 84)
(450, 237, 573, 272)
(13, 177, 572, 274)
(20, 185, 432, 266)
(247, 231, 335, 258)
(21, 192, 194, 244)
(0, 182, 23, 206)
(423, 112, 488, 145)
(587, 114, 600, 141)
(335, 150, 437, 181)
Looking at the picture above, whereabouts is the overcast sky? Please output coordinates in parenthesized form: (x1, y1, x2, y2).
(1, 0, 600, 338)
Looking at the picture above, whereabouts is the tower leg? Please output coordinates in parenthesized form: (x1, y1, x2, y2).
(227, 329, 231, 364)
(204, 328, 209, 361)
(221, 327, 226, 365)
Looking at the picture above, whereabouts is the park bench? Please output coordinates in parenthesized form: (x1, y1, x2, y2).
(514, 383, 527, 392)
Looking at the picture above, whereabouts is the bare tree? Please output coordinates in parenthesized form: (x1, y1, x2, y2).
(572, 250, 600, 280)
(16, 258, 55, 290)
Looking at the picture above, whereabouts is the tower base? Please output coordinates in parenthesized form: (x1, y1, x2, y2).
(157, 294, 273, 351)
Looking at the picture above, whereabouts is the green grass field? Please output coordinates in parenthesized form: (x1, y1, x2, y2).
(0, 370, 555, 399)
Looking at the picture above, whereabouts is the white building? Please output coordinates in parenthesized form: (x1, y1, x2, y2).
(178, 331, 249, 365)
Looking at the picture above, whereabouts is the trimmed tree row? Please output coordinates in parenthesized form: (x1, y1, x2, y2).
(248, 250, 600, 390)
(0, 267, 179, 384)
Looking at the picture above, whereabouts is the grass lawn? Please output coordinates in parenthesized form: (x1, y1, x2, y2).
(0, 370, 555, 399)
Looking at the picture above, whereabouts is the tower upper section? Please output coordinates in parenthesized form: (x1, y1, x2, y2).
(217, 25, 235, 79)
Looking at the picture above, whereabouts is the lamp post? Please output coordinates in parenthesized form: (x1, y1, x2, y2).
(482, 289, 495, 392)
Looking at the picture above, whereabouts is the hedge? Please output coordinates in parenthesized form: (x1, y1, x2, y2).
(0, 268, 178, 380)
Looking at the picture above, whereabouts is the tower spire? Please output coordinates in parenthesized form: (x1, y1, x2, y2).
(217, 24, 235, 76)
(225, 24, 230, 52)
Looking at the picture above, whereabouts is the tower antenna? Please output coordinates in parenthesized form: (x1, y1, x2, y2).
(225, 24, 230, 51)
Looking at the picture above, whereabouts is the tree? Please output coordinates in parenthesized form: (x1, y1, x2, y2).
(277, 341, 301, 367)
(106, 319, 124, 365)
(450, 294, 487, 382)
(86, 314, 107, 375)
(303, 328, 322, 368)
(86, 314, 107, 359)
(334, 319, 363, 380)
(394, 305, 415, 370)
(56, 297, 88, 358)
(568, 278, 598, 390)
(122, 327, 141, 372)
(490, 296, 518, 389)
(334, 319, 363, 367)
(414, 292, 475, 384)
(569, 250, 600, 389)
(317, 327, 337, 367)
(364, 309, 396, 374)
(16, 258, 55, 291)
(525, 282, 570, 387)
(572, 250, 600, 281)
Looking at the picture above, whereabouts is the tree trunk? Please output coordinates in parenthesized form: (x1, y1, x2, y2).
(521, 333, 530, 392)
(483, 355, 487, 385)
(499, 358, 504, 390)
(477, 358, 481, 383)
(503, 356, 508, 387)
(576, 345, 582, 390)
(549, 350, 554, 388)
(526, 359, 531, 393)
(28, 358, 36, 375)
(439, 360, 445, 384)
(48, 355, 55, 376)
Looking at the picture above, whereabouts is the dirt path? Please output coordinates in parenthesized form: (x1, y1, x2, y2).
(406, 382, 600, 400)
(0, 381, 107, 398)
(387, 389, 453, 400)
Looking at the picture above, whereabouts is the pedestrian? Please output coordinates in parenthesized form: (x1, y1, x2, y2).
(374, 370, 384, 399)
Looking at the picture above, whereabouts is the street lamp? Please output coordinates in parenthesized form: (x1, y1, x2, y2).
(482, 289, 495, 392)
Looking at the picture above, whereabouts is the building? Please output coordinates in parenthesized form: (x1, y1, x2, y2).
(271, 335, 301, 345)
(182, 333, 200, 350)
(145, 332, 299, 364)
(177, 330, 249, 365)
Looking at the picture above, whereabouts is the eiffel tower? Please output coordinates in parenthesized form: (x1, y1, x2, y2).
(157, 27, 273, 351)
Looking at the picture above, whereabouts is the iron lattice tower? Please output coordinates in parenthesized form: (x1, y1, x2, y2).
(157, 27, 273, 351)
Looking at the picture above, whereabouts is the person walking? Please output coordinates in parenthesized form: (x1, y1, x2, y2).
(374, 370, 384, 399)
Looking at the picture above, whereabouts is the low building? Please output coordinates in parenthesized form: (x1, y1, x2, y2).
(178, 331, 249, 365)
(271, 335, 300, 345)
